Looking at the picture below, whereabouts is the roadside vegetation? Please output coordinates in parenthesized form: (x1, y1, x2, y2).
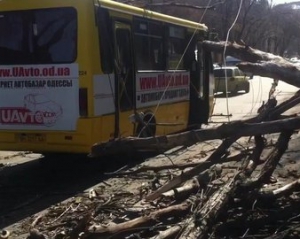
(119, 0, 300, 58)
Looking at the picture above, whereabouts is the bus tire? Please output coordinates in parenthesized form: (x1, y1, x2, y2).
(136, 112, 156, 138)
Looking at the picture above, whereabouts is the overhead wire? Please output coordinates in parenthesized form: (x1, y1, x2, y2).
(140, 0, 243, 129)
(131, 3, 213, 166)
(222, 0, 244, 122)
(142, 0, 213, 135)
(174, 1, 246, 236)
(146, 1, 278, 238)
(247, 76, 263, 116)
(247, 77, 256, 115)
(214, 0, 267, 122)
(152, 0, 246, 238)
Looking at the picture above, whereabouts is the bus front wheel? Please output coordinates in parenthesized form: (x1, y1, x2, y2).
(136, 112, 156, 138)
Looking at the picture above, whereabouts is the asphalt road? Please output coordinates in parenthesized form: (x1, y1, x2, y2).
(211, 76, 299, 123)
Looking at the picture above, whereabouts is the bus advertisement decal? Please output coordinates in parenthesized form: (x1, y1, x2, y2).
(0, 64, 79, 131)
(136, 71, 190, 108)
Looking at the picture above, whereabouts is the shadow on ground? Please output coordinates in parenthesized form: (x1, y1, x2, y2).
(0, 152, 154, 228)
(214, 91, 248, 98)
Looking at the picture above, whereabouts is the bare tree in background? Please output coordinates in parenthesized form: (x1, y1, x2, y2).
(115, 0, 300, 56)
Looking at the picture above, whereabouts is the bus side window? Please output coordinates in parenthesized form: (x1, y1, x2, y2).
(97, 8, 113, 74)
(133, 18, 164, 71)
(167, 26, 185, 70)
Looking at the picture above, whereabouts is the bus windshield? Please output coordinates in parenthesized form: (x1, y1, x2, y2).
(0, 7, 77, 65)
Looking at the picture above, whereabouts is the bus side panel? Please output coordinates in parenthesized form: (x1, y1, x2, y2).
(0, 0, 100, 153)
(159, 101, 189, 135)
(0, 118, 93, 153)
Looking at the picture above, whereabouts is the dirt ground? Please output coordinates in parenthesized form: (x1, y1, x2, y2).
(2, 130, 300, 239)
(1, 77, 300, 238)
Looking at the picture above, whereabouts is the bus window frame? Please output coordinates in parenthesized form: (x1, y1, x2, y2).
(96, 7, 114, 74)
(0, 7, 78, 65)
(133, 17, 165, 72)
(113, 21, 135, 112)
(167, 24, 186, 71)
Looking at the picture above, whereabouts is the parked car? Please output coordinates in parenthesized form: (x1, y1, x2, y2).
(225, 55, 241, 66)
(213, 66, 250, 94)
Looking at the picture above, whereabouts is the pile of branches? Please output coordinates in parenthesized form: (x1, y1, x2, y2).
(26, 107, 300, 239)
(27, 92, 300, 239)
(25, 42, 300, 239)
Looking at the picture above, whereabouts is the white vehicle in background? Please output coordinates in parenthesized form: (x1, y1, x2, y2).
(213, 66, 250, 95)
(289, 57, 300, 67)
(290, 57, 298, 62)
(24, 94, 63, 126)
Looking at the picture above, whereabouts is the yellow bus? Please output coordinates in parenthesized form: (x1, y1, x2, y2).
(0, 0, 214, 154)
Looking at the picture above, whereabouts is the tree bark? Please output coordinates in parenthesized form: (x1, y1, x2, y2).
(178, 131, 293, 238)
(259, 178, 300, 199)
(201, 40, 283, 63)
(242, 131, 293, 190)
(201, 40, 300, 88)
(149, 225, 183, 239)
(162, 165, 222, 200)
(91, 115, 300, 158)
(178, 176, 238, 239)
(86, 202, 191, 239)
(244, 135, 265, 176)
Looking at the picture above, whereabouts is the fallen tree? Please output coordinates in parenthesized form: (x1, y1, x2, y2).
(202, 40, 300, 88)
(23, 41, 300, 239)
(90, 39, 300, 156)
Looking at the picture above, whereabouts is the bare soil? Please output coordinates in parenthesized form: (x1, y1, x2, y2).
(2, 132, 300, 239)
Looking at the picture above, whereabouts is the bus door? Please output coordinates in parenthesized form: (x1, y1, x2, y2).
(113, 22, 135, 137)
(188, 42, 211, 127)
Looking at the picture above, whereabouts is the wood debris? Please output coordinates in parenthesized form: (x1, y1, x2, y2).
(11, 41, 300, 239)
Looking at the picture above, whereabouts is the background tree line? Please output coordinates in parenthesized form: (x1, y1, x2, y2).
(117, 0, 300, 58)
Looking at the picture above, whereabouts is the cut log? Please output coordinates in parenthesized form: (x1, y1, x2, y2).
(86, 201, 191, 239)
(161, 181, 198, 199)
(91, 115, 300, 158)
(260, 178, 300, 199)
(162, 164, 222, 200)
(91, 86, 300, 158)
(90, 85, 300, 158)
